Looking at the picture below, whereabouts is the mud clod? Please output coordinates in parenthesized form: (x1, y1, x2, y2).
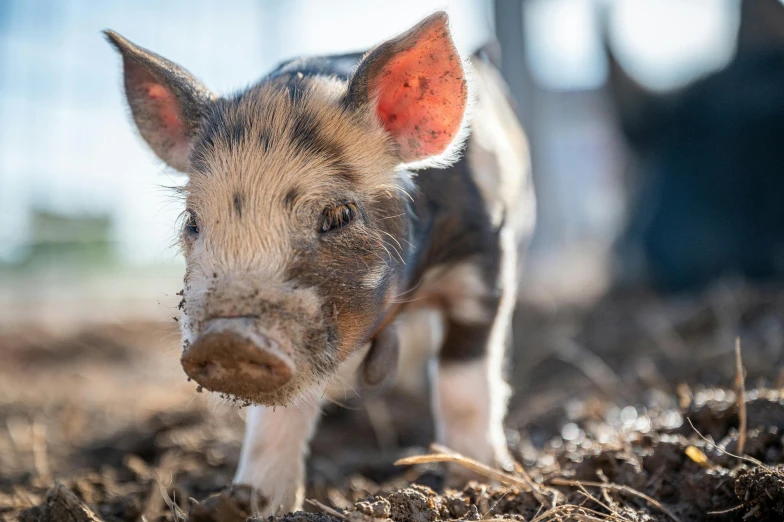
(388, 486, 439, 522)
(735, 465, 784, 520)
(268, 513, 342, 522)
(354, 496, 391, 518)
(188, 485, 256, 522)
(18, 482, 102, 522)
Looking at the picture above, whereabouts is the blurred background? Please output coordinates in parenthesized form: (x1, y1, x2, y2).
(2, 1, 784, 519)
(3, 0, 777, 326)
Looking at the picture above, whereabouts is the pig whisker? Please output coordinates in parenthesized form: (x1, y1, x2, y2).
(291, 386, 325, 411)
(368, 228, 403, 264)
(324, 373, 361, 403)
(322, 396, 362, 410)
(186, 391, 200, 409)
(363, 236, 392, 266)
(355, 227, 395, 266)
(378, 230, 404, 252)
(376, 241, 396, 265)
(389, 295, 428, 306)
(378, 213, 406, 221)
(389, 281, 425, 304)
(379, 182, 415, 202)
(388, 282, 429, 305)
(378, 232, 408, 265)
(395, 279, 423, 297)
(207, 392, 236, 414)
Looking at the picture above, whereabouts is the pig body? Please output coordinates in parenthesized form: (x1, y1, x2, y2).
(106, 13, 532, 516)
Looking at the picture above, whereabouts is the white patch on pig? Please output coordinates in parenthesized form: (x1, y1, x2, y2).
(466, 57, 536, 241)
(431, 227, 518, 477)
(234, 393, 322, 516)
(418, 261, 494, 325)
(233, 349, 375, 517)
(431, 329, 512, 478)
(361, 263, 388, 289)
(431, 358, 509, 467)
(393, 307, 444, 395)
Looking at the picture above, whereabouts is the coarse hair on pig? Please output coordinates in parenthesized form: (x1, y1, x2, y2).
(105, 12, 472, 407)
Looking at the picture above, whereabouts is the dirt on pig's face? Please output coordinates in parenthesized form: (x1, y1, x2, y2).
(177, 76, 410, 406)
(105, 12, 468, 407)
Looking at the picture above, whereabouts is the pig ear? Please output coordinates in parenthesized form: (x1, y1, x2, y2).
(346, 12, 468, 165)
(104, 30, 215, 172)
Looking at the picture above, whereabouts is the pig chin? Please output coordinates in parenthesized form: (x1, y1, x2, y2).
(180, 315, 336, 407)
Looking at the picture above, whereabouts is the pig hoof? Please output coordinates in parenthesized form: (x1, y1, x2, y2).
(232, 483, 302, 518)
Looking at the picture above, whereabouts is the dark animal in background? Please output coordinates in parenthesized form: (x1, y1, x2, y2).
(106, 12, 533, 517)
(608, 0, 784, 292)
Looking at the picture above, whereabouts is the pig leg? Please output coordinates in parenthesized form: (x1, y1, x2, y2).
(431, 324, 513, 479)
(431, 241, 517, 479)
(234, 397, 321, 516)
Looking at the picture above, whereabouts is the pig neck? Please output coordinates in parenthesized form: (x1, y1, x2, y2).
(372, 151, 497, 336)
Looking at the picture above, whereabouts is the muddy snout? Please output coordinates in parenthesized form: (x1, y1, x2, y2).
(181, 319, 294, 399)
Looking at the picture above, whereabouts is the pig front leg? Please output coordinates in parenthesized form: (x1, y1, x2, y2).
(432, 322, 514, 480)
(234, 397, 321, 516)
(430, 244, 517, 480)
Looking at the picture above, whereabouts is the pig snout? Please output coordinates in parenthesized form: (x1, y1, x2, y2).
(181, 319, 294, 398)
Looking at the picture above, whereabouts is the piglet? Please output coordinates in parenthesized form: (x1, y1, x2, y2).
(106, 12, 534, 516)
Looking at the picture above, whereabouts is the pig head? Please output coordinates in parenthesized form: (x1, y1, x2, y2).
(105, 13, 468, 406)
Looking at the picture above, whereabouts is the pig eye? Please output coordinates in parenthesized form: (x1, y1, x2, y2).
(320, 203, 359, 233)
(185, 210, 200, 237)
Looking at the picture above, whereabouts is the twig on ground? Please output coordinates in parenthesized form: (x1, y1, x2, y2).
(510, 459, 550, 505)
(396, 445, 527, 487)
(482, 484, 514, 519)
(549, 478, 682, 522)
(154, 471, 187, 521)
(735, 337, 747, 455)
(707, 504, 744, 515)
(306, 499, 348, 520)
(573, 483, 629, 522)
(743, 505, 760, 519)
(528, 503, 627, 521)
(396, 443, 553, 508)
(686, 418, 765, 468)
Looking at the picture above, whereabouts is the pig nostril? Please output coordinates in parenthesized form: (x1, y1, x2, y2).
(196, 361, 220, 379)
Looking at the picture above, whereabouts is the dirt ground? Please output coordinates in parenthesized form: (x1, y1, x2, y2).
(2, 280, 784, 521)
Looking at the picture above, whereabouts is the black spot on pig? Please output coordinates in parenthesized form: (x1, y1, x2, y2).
(290, 110, 358, 183)
(233, 193, 243, 218)
(284, 189, 299, 210)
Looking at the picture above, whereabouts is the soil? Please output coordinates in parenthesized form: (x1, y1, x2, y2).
(2, 281, 784, 521)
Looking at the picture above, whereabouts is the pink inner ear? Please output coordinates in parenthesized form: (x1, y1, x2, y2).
(372, 22, 467, 162)
(143, 82, 188, 146)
